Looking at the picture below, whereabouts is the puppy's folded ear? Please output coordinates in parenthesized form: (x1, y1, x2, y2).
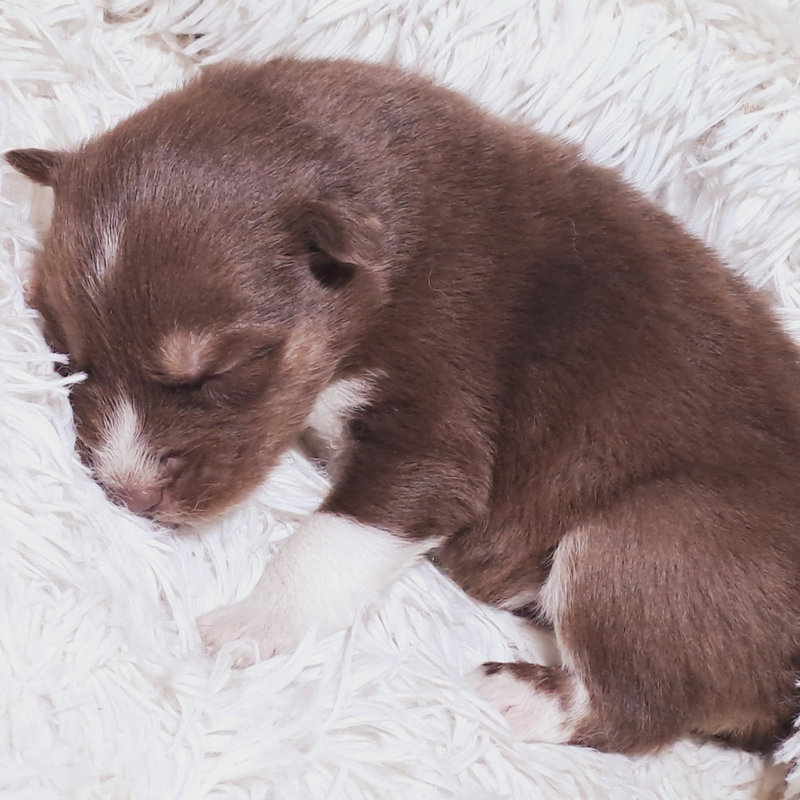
(4, 149, 63, 187)
(296, 199, 384, 290)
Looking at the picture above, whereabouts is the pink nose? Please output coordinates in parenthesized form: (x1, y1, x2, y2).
(112, 485, 163, 515)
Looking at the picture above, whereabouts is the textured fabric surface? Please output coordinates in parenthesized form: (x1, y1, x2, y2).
(2, 1, 800, 798)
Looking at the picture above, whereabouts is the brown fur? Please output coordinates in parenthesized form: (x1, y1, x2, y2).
(7, 58, 800, 754)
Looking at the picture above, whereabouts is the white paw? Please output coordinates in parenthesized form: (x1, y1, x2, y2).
(467, 664, 536, 728)
(197, 512, 432, 668)
(467, 663, 579, 744)
(197, 595, 312, 667)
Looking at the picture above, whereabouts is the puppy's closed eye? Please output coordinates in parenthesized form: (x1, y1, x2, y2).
(151, 329, 282, 407)
(194, 352, 278, 407)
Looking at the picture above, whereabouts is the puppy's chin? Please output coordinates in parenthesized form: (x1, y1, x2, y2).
(151, 483, 260, 528)
(147, 495, 198, 529)
(128, 492, 234, 530)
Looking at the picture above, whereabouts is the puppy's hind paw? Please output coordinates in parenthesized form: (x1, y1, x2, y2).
(467, 662, 587, 744)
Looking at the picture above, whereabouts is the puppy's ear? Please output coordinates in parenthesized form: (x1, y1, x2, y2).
(298, 199, 384, 290)
(4, 149, 63, 187)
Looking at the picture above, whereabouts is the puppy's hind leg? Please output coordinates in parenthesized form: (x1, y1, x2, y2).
(470, 480, 800, 754)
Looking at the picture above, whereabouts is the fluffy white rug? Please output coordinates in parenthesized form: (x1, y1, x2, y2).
(3, 1, 800, 798)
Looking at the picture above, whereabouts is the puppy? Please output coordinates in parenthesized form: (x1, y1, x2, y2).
(7, 57, 800, 755)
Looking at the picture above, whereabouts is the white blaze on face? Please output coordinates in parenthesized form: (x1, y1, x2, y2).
(83, 219, 122, 297)
(95, 221, 121, 280)
(93, 396, 161, 492)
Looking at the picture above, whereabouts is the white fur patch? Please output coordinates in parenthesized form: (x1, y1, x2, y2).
(468, 667, 591, 744)
(538, 529, 588, 675)
(94, 222, 121, 281)
(538, 529, 587, 626)
(81, 220, 122, 297)
(93, 396, 160, 491)
(305, 376, 374, 452)
(497, 589, 540, 611)
(197, 512, 435, 664)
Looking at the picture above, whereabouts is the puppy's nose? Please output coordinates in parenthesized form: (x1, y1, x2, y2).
(113, 485, 163, 515)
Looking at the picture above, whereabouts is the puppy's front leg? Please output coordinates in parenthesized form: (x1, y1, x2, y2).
(198, 512, 432, 663)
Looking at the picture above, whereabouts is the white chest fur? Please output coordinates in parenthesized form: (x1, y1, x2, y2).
(302, 375, 375, 470)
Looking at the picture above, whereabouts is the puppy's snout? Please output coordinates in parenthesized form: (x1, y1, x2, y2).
(111, 484, 163, 515)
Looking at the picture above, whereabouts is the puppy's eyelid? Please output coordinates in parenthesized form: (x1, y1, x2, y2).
(150, 367, 214, 389)
(191, 341, 279, 387)
(150, 343, 277, 388)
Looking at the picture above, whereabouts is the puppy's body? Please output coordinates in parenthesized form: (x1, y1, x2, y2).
(8, 58, 800, 754)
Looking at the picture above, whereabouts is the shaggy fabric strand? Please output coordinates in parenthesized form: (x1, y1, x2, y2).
(1, 1, 799, 798)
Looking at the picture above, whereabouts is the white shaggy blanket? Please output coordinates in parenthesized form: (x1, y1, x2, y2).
(3, 1, 800, 798)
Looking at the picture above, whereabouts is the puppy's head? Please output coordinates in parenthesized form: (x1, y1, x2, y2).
(6, 66, 388, 524)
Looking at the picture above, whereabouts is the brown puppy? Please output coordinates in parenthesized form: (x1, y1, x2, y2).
(7, 58, 800, 755)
